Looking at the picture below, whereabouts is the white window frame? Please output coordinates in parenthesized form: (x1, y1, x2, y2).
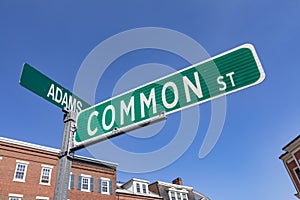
(101, 178, 110, 194)
(168, 189, 189, 200)
(142, 183, 148, 194)
(9, 193, 23, 200)
(39, 164, 53, 185)
(68, 172, 73, 190)
(13, 160, 29, 182)
(81, 174, 91, 192)
(136, 182, 141, 193)
(36, 196, 49, 200)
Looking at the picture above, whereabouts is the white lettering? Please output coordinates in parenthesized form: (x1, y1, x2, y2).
(54, 87, 63, 103)
(226, 72, 235, 87)
(162, 82, 179, 109)
(68, 96, 77, 112)
(120, 96, 135, 125)
(183, 72, 203, 102)
(140, 88, 157, 118)
(47, 84, 55, 100)
(88, 111, 99, 136)
(217, 76, 226, 91)
(102, 105, 115, 130)
(61, 92, 68, 109)
(76, 101, 82, 113)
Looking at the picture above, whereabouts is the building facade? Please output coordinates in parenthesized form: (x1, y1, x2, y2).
(116, 178, 162, 200)
(280, 135, 300, 199)
(0, 137, 209, 200)
(0, 137, 117, 200)
(148, 178, 209, 200)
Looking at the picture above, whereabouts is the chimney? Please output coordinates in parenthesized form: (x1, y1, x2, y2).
(172, 177, 183, 185)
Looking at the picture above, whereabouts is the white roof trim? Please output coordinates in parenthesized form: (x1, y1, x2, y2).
(156, 181, 193, 190)
(0, 137, 118, 168)
(0, 137, 59, 153)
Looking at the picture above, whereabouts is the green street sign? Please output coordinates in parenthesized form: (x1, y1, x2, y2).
(20, 63, 90, 113)
(75, 44, 265, 145)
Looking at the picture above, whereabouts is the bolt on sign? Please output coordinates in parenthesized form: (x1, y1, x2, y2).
(20, 63, 90, 113)
(75, 44, 265, 145)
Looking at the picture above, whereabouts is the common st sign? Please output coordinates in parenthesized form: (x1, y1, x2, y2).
(75, 44, 265, 145)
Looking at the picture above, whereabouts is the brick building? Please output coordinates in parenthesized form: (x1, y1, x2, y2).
(0, 137, 117, 200)
(0, 136, 209, 200)
(280, 135, 300, 199)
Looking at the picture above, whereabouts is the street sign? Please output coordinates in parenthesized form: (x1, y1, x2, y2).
(75, 43, 265, 145)
(20, 63, 90, 113)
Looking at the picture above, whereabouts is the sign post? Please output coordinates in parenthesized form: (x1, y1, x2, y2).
(74, 43, 265, 148)
(19, 64, 87, 200)
(54, 110, 77, 200)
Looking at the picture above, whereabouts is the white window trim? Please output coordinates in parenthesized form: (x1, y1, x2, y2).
(41, 164, 53, 169)
(294, 167, 300, 183)
(39, 166, 53, 186)
(142, 183, 148, 194)
(68, 172, 73, 190)
(16, 160, 29, 165)
(81, 174, 91, 192)
(168, 190, 189, 200)
(36, 196, 49, 200)
(9, 193, 23, 200)
(9, 193, 23, 198)
(13, 161, 28, 182)
(101, 179, 110, 194)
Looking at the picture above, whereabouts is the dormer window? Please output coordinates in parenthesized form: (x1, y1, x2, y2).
(134, 180, 149, 194)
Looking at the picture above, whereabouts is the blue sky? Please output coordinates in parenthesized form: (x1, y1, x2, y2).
(1, 1, 300, 199)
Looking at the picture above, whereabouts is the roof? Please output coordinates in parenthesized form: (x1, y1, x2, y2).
(0, 136, 118, 168)
(282, 135, 300, 151)
(116, 182, 162, 199)
(150, 180, 193, 190)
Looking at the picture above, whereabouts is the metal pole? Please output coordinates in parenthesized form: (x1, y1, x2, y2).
(54, 110, 77, 200)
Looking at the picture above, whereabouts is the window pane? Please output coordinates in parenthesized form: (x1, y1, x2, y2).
(182, 193, 188, 200)
(171, 192, 176, 200)
(41, 168, 51, 184)
(82, 177, 90, 190)
(177, 192, 182, 200)
(142, 184, 147, 193)
(136, 183, 141, 193)
(102, 180, 108, 193)
(9, 197, 21, 200)
(14, 163, 27, 180)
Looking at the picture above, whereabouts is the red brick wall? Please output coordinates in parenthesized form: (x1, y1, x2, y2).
(0, 141, 117, 200)
(68, 160, 116, 200)
(0, 141, 57, 199)
(286, 158, 300, 192)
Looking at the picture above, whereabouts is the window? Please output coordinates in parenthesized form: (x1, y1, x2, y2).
(182, 193, 188, 200)
(78, 175, 94, 192)
(169, 191, 188, 200)
(170, 191, 176, 200)
(82, 177, 90, 191)
(13, 161, 29, 182)
(102, 179, 109, 193)
(177, 192, 182, 200)
(9, 194, 23, 200)
(136, 182, 141, 193)
(142, 184, 147, 193)
(98, 178, 112, 195)
(9, 198, 21, 200)
(40, 165, 53, 185)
